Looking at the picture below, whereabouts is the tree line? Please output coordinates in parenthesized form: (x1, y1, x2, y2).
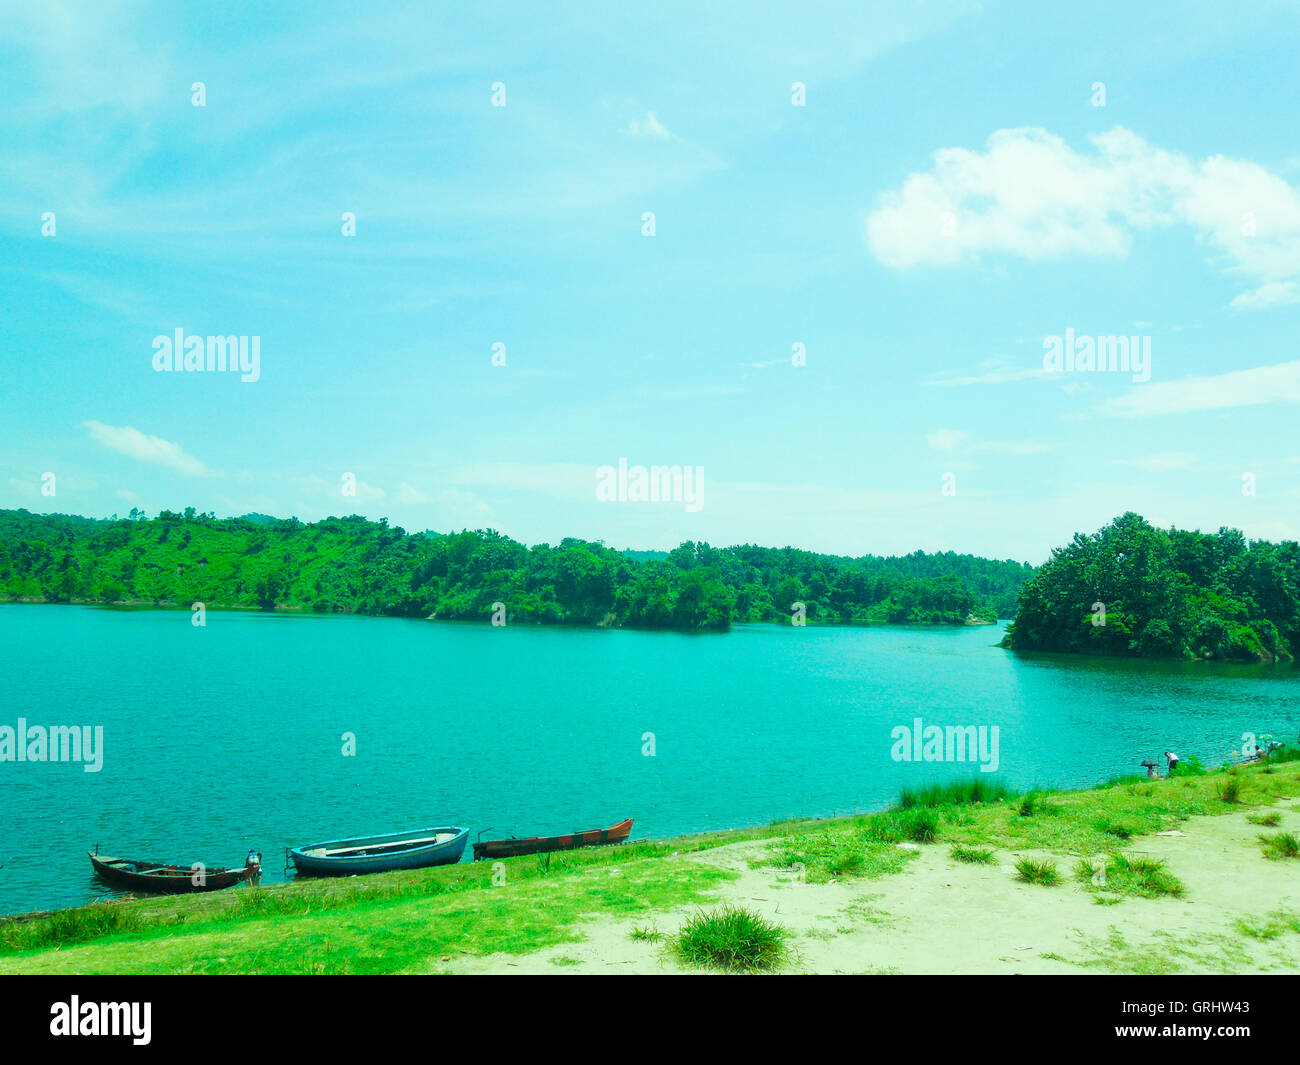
(0, 508, 1032, 633)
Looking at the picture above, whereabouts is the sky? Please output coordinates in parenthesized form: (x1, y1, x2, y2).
(2, 0, 1299, 564)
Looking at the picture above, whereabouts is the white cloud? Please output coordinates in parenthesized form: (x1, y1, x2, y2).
(1231, 281, 1300, 310)
(627, 111, 672, 140)
(976, 440, 1053, 456)
(1112, 451, 1199, 472)
(82, 421, 218, 477)
(1103, 361, 1300, 417)
(926, 428, 1051, 456)
(926, 428, 970, 451)
(927, 362, 1053, 387)
(396, 482, 432, 504)
(435, 487, 494, 525)
(867, 126, 1300, 305)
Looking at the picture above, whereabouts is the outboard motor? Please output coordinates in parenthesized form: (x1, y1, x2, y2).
(246, 849, 263, 886)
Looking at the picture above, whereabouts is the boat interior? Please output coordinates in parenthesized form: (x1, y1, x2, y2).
(95, 857, 206, 876)
(304, 830, 460, 859)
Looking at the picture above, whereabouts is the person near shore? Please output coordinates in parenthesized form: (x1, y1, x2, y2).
(246, 850, 262, 887)
(1165, 751, 1180, 777)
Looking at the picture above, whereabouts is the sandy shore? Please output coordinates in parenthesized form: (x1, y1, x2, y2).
(444, 799, 1300, 974)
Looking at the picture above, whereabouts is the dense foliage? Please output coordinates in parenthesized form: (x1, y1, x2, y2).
(0, 509, 1032, 633)
(1003, 512, 1300, 662)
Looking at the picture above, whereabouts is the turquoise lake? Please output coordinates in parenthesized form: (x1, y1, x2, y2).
(1, 603, 1297, 915)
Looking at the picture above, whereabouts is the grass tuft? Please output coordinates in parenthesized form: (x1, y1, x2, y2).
(1215, 775, 1243, 804)
(896, 778, 1015, 809)
(1075, 853, 1185, 898)
(867, 808, 940, 844)
(950, 845, 997, 864)
(1014, 857, 1060, 885)
(1017, 793, 1058, 818)
(1093, 816, 1139, 840)
(672, 905, 787, 972)
(1258, 832, 1300, 860)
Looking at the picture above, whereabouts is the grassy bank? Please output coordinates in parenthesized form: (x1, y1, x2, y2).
(3, 757, 1298, 974)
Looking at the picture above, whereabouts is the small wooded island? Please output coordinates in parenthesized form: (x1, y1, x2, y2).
(1002, 512, 1299, 662)
(0, 509, 1029, 633)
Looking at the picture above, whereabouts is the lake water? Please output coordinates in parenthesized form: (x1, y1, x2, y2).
(1, 604, 1297, 915)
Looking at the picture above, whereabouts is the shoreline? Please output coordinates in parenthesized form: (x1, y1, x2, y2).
(0, 597, 1000, 632)
(3, 757, 1297, 974)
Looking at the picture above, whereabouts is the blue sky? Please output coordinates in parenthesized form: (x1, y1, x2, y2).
(3, 0, 1299, 562)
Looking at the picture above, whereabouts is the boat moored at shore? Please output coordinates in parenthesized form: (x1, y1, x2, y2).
(88, 853, 257, 894)
(473, 818, 633, 861)
(288, 825, 468, 876)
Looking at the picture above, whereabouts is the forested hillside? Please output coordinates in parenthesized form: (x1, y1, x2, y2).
(1003, 512, 1300, 662)
(0, 509, 1032, 633)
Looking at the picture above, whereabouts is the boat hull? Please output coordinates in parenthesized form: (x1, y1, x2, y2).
(89, 854, 252, 894)
(289, 825, 469, 876)
(473, 818, 634, 861)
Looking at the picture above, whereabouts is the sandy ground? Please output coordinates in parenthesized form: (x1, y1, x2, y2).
(444, 799, 1300, 974)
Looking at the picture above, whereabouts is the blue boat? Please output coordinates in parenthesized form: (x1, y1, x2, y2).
(288, 825, 468, 876)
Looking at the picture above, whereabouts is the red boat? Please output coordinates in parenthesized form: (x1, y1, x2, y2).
(472, 818, 633, 861)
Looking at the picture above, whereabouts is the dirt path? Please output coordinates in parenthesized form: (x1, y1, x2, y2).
(444, 799, 1300, 974)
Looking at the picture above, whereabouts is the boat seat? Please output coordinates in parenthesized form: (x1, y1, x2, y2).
(320, 833, 451, 856)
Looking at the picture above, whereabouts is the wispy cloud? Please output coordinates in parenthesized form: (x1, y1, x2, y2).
(396, 482, 433, 504)
(927, 361, 1053, 387)
(626, 111, 672, 140)
(926, 428, 1051, 455)
(926, 428, 970, 451)
(1103, 362, 1300, 417)
(82, 421, 219, 477)
(1112, 451, 1200, 472)
(1231, 281, 1300, 310)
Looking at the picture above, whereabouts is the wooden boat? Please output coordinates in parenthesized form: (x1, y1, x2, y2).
(89, 853, 254, 894)
(289, 825, 468, 877)
(472, 818, 634, 861)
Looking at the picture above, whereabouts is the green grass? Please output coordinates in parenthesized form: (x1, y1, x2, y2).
(1258, 832, 1300, 860)
(1017, 793, 1058, 818)
(4, 759, 1300, 975)
(0, 901, 146, 952)
(1014, 858, 1060, 885)
(866, 808, 941, 844)
(1093, 816, 1140, 840)
(0, 838, 736, 974)
(764, 830, 916, 884)
(949, 845, 997, 864)
(896, 778, 1015, 809)
(1236, 911, 1300, 940)
(1215, 775, 1243, 804)
(1074, 853, 1185, 899)
(672, 905, 788, 972)
(1247, 812, 1282, 827)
